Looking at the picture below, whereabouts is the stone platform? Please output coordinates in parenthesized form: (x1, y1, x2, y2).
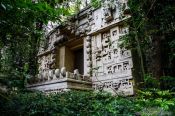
(27, 69, 92, 94)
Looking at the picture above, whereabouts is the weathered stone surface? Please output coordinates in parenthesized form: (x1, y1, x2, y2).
(27, 0, 134, 95)
(27, 78, 92, 94)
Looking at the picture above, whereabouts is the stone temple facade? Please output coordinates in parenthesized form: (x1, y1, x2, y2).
(27, 0, 134, 95)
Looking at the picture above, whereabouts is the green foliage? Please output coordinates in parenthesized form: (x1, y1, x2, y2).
(142, 74, 175, 91)
(143, 74, 160, 88)
(134, 74, 175, 115)
(90, 0, 101, 8)
(0, 0, 74, 90)
(1, 90, 174, 116)
(160, 76, 175, 91)
(136, 88, 175, 115)
(119, 0, 175, 78)
(169, 40, 175, 61)
(0, 91, 137, 116)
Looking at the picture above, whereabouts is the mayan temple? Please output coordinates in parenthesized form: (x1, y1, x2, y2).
(27, 0, 136, 95)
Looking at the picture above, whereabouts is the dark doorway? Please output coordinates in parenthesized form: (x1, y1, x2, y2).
(74, 48, 84, 74)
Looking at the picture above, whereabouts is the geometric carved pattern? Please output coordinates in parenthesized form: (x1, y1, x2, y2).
(91, 28, 134, 95)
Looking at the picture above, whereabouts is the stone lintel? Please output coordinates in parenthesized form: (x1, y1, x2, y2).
(88, 17, 130, 36)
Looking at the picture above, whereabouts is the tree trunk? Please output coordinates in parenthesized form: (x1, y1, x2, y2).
(148, 36, 162, 79)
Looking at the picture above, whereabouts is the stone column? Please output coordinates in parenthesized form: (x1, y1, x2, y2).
(84, 36, 92, 76)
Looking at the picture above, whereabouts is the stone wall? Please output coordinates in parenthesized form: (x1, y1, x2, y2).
(89, 29, 133, 95)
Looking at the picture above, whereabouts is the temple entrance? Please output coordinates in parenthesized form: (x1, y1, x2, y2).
(64, 39, 84, 75)
(74, 48, 84, 74)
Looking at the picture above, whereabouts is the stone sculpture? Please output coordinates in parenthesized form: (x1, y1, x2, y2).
(49, 70, 54, 80)
(61, 67, 66, 77)
(55, 69, 60, 78)
(102, 0, 115, 21)
(73, 69, 80, 79)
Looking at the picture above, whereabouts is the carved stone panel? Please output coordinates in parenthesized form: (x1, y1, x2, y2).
(93, 76, 134, 95)
(92, 26, 134, 95)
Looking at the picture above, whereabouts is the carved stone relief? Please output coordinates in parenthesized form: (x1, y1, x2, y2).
(29, 0, 134, 95)
(92, 9, 103, 31)
(91, 26, 133, 95)
(102, 0, 115, 22)
(93, 76, 134, 95)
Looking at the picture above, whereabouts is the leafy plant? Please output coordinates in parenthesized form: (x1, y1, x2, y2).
(1, 90, 174, 115)
(143, 74, 160, 88)
(136, 88, 175, 115)
(160, 76, 175, 91)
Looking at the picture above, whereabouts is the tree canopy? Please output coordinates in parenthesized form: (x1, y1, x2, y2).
(119, 0, 175, 80)
(0, 0, 74, 89)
